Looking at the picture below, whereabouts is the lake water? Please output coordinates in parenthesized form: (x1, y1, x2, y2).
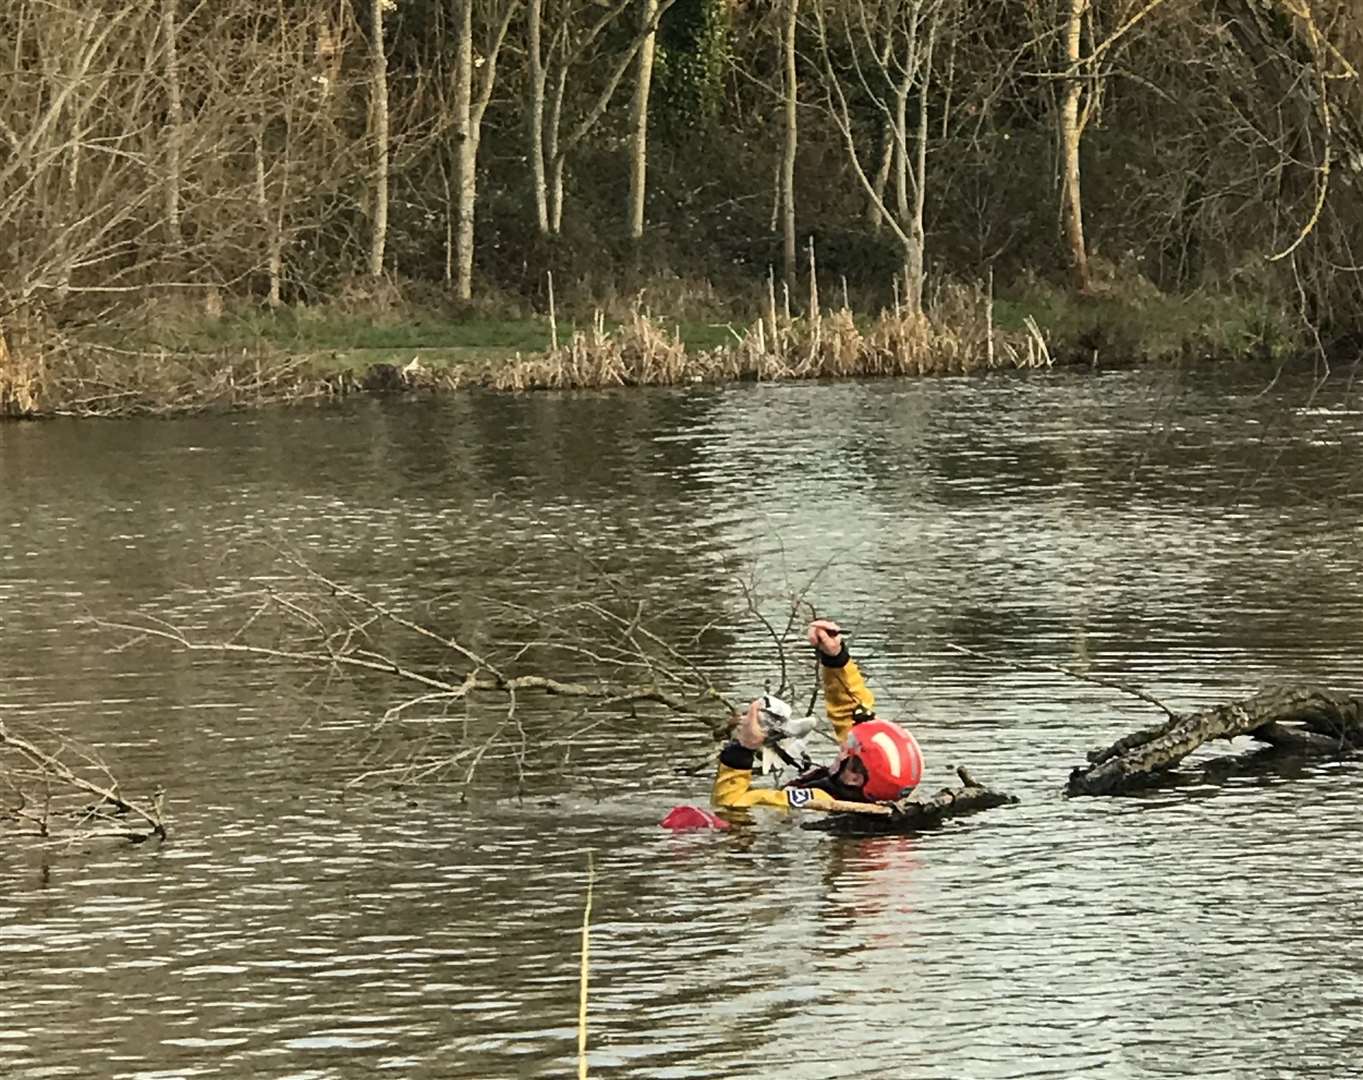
(3, 368, 1363, 1079)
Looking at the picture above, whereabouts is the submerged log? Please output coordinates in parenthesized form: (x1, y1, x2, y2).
(803, 766, 1017, 835)
(1067, 685, 1363, 797)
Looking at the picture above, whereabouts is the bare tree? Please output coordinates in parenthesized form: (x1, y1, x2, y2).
(542, 0, 677, 235)
(811, 0, 948, 315)
(99, 548, 743, 795)
(369, 0, 391, 278)
(524, 0, 668, 236)
(1054, 0, 1177, 293)
(242, 3, 367, 307)
(627, 0, 661, 244)
(781, 0, 800, 291)
(0, 3, 162, 307)
(161, 0, 186, 255)
(453, 0, 518, 300)
(1059, 0, 1090, 291)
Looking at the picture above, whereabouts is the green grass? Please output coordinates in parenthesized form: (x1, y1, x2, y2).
(139, 308, 554, 353)
(992, 281, 1296, 362)
(117, 304, 747, 368)
(103, 279, 1298, 377)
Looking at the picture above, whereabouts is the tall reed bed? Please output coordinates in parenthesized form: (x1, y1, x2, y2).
(3, 278, 1052, 417)
(0, 309, 46, 417)
(486, 280, 1050, 393)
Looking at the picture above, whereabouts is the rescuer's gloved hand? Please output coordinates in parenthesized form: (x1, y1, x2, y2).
(807, 620, 844, 657)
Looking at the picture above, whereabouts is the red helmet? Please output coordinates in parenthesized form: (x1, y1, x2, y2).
(846, 719, 922, 801)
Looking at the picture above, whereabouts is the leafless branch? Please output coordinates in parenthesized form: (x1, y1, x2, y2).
(0, 721, 166, 842)
(945, 641, 1178, 720)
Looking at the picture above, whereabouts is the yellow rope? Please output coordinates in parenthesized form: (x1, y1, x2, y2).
(577, 851, 596, 1080)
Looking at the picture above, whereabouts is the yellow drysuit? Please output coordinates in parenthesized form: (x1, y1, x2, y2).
(711, 648, 875, 809)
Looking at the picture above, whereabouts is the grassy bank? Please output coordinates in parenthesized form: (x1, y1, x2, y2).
(1, 276, 1302, 418)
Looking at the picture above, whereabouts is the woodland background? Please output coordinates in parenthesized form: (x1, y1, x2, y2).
(3, 0, 1362, 411)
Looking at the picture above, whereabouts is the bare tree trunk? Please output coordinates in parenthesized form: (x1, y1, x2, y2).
(541, 0, 674, 237)
(368, 0, 389, 278)
(550, 152, 566, 234)
(780, 0, 799, 292)
(893, 80, 911, 225)
(865, 122, 893, 232)
(440, 155, 454, 283)
(160, 0, 184, 252)
(546, 61, 568, 233)
(454, 0, 476, 300)
(904, 19, 935, 316)
(527, 0, 549, 235)
(254, 132, 282, 308)
(1061, 0, 1090, 293)
(627, 0, 660, 243)
(448, 0, 515, 300)
(31, 5, 98, 297)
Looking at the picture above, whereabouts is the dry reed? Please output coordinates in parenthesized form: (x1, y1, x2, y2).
(483, 285, 1048, 393)
(0, 308, 47, 417)
(3, 282, 1053, 418)
(577, 851, 596, 1080)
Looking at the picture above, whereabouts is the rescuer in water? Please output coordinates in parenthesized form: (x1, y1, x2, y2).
(711, 620, 923, 811)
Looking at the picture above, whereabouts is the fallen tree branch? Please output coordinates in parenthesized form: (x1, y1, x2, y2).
(1067, 685, 1363, 796)
(100, 542, 864, 800)
(803, 765, 1018, 834)
(272, 552, 506, 680)
(946, 641, 1178, 720)
(0, 721, 166, 842)
(100, 618, 693, 709)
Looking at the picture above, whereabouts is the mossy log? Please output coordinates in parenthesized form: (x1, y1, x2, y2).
(803, 766, 1017, 835)
(1066, 685, 1363, 797)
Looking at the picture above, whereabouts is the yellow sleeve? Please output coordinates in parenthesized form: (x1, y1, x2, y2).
(823, 658, 875, 745)
(712, 761, 838, 809)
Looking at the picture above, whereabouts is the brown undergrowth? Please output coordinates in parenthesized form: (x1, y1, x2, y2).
(485, 287, 1049, 392)
(0, 308, 47, 417)
(3, 332, 354, 419)
(4, 287, 1048, 417)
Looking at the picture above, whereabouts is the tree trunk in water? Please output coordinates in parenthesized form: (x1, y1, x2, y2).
(780, 0, 798, 293)
(626, 0, 660, 244)
(804, 766, 1017, 835)
(161, 0, 184, 253)
(368, 0, 389, 279)
(1067, 686, 1363, 797)
(527, 0, 549, 235)
(1061, 0, 1090, 293)
(454, 0, 476, 301)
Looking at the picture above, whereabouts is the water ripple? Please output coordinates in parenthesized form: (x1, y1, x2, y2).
(3, 373, 1363, 1078)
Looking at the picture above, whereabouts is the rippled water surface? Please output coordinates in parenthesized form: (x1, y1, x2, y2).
(4, 369, 1363, 1079)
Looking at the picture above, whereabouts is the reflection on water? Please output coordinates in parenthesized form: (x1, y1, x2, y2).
(3, 369, 1363, 1079)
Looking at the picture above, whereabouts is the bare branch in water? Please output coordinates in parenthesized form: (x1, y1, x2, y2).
(736, 571, 790, 699)
(0, 721, 166, 844)
(95, 539, 861, 800)
(270, 548, 507, 681)
(944, 641, 1179, 720)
